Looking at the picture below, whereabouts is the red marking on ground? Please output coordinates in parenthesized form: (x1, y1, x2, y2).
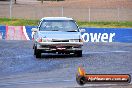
(6, 26, 27, 40)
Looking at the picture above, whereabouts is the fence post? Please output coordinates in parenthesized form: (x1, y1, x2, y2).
(9, 0, 12, 19)
(41, 0, 43, 4)
(61, 6, 64, 17)
(14, 0, 16, 4)
(89, 8, 91, 22)
(117, 8, 120, 22)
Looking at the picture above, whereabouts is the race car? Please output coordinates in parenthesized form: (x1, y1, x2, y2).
(32, 17, 84, 58)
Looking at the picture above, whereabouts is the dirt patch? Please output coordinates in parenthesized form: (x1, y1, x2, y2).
(37, 0, 132, 8)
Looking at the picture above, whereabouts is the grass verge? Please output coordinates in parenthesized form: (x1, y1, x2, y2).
(0, 18, 132, 28)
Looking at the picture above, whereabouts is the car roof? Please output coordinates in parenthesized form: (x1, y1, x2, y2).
(41, 17, 74, 21)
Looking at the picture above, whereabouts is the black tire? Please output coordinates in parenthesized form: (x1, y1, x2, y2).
(75, 51, 82, 57)
(34, 46, 37, 55)
(36, 50, 41, 58)
(33, 44, 34, 49)
(76, 76, 86, 85)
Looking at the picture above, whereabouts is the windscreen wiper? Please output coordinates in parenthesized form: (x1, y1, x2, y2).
(51, 30, 59, 31)
(67, 30, 77, 32)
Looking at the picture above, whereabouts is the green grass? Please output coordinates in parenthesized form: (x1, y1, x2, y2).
(0, 18, 132, 28)
(0, 18, 39, 26)
(77, 21, 132, 28)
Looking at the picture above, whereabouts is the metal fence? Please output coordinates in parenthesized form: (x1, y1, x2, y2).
(0, 1, 132, 21)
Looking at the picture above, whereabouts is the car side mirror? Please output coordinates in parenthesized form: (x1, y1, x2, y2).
(31, 28, 38, 32)
(79, 28, 86, 32)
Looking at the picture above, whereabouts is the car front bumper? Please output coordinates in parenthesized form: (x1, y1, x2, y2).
(37, 42, 83, 46)
(36, 42, 83, 52)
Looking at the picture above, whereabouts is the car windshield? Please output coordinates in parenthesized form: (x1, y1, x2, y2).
(39, 20, 78, 32)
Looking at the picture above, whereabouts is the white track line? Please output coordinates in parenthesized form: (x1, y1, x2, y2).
(84, 50, 130, 54)
(23, 26, 30, 40)
(0, 79, 74, 86)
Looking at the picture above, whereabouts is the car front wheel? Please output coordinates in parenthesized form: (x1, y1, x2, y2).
(34, 46, 41, 58)
(36, 49, 41, 58)
(75, 51, 82, 57)
(34, 45, 37, 55)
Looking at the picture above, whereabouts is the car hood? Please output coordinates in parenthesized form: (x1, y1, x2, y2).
(37, 31, 81, 40)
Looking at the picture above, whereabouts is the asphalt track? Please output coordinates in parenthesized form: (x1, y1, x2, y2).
(0, 40, 132, 88)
